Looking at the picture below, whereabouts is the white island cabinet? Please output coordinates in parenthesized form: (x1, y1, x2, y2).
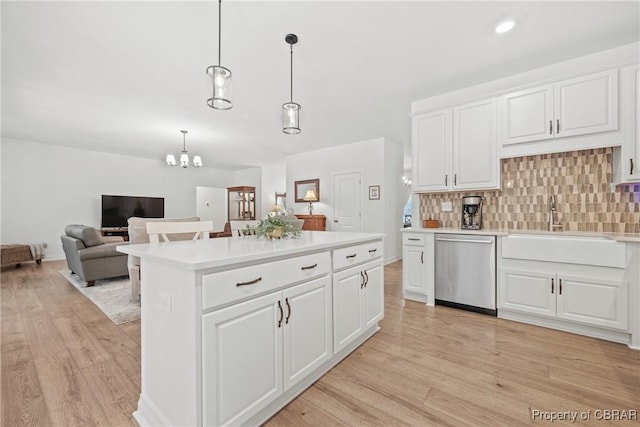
(118, 231, 384, 427)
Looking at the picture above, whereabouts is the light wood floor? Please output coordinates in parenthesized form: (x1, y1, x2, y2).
(2, 260, 639, 426)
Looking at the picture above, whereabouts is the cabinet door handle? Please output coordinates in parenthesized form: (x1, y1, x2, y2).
(277, 300, 283, 327)
(551, 278, 554, 294)
(368, 248, 377, 253)
(445, 174, 448, 186)
(421, 251, 424, 264)
(364, 270, 369, 287)
(285, 297, 291, 324)
(360, 271, 365, 289)
(346, 254, 357, 259)
(301, 263, 317, 271)
(549, 120, 553, 135)
(236, 277, 262, 287)
(334, 219, 338, 223)
(559, 279, 563, 295)
(454, 174, 457, 186)
(556, 119, 560, 134)
(631, 158, 634, 175)
(408, 238, 420, 241)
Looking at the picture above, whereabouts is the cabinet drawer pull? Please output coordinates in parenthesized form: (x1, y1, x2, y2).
(549, 120, 553, 135)
(407, 238, 420, 241)
(559, 279, 563, 295)
(360, 271, 365, 289)
(277, 300, 283, 327)
(301, 263, 318, 271)
(631, 158, 634, 175)
(346, 254, 357, 259)
(551, 278, 554, 294)
(556, 119, 560, 134)
(285, 297, 291, 324)
(236, 277, 262, 287)
(368, 248, 377, 253)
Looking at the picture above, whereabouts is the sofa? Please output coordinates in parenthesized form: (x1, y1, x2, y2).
(127, 216, 200, 300)
(61, 225, 129, 286)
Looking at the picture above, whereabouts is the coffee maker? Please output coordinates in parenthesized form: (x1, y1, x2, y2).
(461, 195, 483, 230)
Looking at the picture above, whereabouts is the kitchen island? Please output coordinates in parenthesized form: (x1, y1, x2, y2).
(118, 231, 385, 427)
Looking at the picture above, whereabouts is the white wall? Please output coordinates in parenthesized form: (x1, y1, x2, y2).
(1, 138, 234, 260)
(195, 186, 227, 232)
(286, 137, 404, 263)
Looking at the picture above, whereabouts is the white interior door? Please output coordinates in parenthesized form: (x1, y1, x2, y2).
(333, 172, 361, 232)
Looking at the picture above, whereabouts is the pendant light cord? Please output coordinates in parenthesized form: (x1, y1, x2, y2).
(218, 0, 222, 66)
(290, 44, 294, 102)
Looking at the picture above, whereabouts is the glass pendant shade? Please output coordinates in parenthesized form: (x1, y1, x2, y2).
(282, 102, 301, 134)
(193, 155, 203, 168)
(166, 154, 177, 167)
(206, 65, 232, 110)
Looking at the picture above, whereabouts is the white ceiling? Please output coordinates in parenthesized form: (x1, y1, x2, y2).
(2, 1, 639, 171)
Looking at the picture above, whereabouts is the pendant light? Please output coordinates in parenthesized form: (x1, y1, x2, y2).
(206, 0, 232, 110)
(166, 130, 203, 168)
(283, 33, 300, 134)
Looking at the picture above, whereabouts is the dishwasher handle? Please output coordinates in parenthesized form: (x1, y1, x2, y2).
(435, 237, 494, 244)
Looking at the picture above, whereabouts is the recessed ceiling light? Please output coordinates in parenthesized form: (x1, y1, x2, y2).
(495, 20, 515, 34)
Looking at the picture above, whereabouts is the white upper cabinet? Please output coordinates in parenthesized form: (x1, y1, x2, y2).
(412, 109, 451, 192)
(453, 98, 499, 189)
(412, 98, 499, 193)
(502, 69, 619, 147)
(620, 63, 640, 182)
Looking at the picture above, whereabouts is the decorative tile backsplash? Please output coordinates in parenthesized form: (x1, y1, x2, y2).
(419, 147, 640, 233)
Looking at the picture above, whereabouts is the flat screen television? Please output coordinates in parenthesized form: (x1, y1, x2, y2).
(101, 195, 165, 228)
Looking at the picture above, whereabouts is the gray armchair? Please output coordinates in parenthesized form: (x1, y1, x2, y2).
(61, 224, 129, 286)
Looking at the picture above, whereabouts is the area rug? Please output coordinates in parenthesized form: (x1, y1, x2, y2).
(58, 270, 140, 325)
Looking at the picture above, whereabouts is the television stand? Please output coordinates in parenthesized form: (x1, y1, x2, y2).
(101, 227, 129, 241)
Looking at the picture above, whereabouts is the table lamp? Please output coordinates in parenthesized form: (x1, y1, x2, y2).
(303, 189, 318, 215)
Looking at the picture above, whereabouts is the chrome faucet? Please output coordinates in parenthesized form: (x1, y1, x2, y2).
(548, 195, 563, 232)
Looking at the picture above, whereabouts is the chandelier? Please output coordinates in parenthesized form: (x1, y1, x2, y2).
(166, 130, 202, 168)
(206, 0, 232, 110)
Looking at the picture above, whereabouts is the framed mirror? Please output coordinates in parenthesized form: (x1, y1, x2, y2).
(294, 179, 320, 202)
(275, 192, 286, 214)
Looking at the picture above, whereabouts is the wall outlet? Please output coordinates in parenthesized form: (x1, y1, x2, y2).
(441, 201, 453, 212)
(158, 292, 172, 313)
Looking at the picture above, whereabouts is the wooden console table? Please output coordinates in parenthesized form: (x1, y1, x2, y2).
(295, 214, 326, 231)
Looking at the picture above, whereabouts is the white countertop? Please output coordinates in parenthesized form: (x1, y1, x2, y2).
(118, 231, 385, 271)
(402, 227, 640, 242)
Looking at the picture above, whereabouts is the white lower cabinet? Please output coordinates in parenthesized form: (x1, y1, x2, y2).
(333, 259, 383, 353)
(202, 276, 331, 427)
(500, 268, 628, 331)
(402, 232, 435, 305)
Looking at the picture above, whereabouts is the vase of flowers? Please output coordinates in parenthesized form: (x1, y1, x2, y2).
(255, 216, 301, 240)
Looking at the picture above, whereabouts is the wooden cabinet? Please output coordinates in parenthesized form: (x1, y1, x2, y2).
(227, 186, 256, 221)
(500, 269, 628, 331)
(619, 63, 640, 183)
(401, 232, 435, 305)
(333, 256, 383, 353)
(202, 276, 332, 426)
(295, 214, 326, 231)
(412, 97, 499, 193)
(502, 69, 618, 147)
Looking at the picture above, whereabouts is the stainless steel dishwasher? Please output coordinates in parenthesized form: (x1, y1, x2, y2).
(434, 233, 496, 315)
